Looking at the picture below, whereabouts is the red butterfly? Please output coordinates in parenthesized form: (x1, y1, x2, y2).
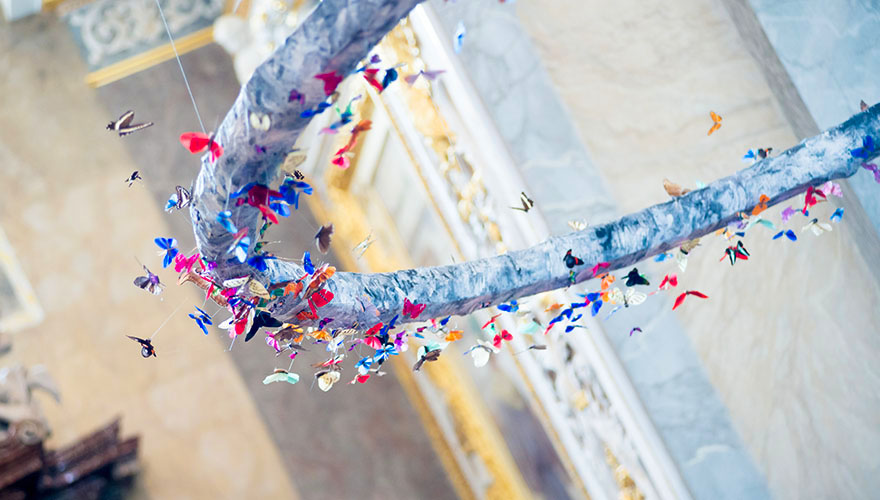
(402, 297, 426, 319)
(307, 289, 334, 317)
(672, 290, 708, 310)
(331, 155, 350, 169)
(363, 335, 382, 349)
(482, 313, 501, 330)
(659, 273, 678, 290)
(180, 132, 223, 162)
(492, 329, 513, 348)
(258, 204, 279, 224)
(315, 71, 343, 96)
(363, 68, 384, 93)
(364, 322, 383, 338)
(802, 185, 826, 214)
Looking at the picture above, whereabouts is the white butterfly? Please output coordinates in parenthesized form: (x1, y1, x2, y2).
(607, 287, 647, 307)
(675, 251, 688, 272)
(249, 111, 271, 131)
(802, 218, 833, 236)
(465, 340, 498, 368)
(317, 370, 341, 392)
(568, 220, 587, 231)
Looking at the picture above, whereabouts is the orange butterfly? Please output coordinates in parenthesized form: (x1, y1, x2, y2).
(283, 281, 303, 298)
(544, 303, 564, 313)
(310, 329, 331, 341)
(445, 330, 463, 342)
(707, 111, 722, 136)
(751, 194, 770, 216)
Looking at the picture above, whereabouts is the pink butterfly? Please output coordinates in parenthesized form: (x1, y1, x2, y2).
(402, 297, 426, 319)
(818, 181, 842, 198)
(590, 262, 609, 277)
(174, 252, 202, 273)
(492, 329, 513, 348)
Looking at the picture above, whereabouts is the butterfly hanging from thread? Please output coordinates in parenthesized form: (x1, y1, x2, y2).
(125, 171, 142, 187)
(133, 265, 164, 295)
(126, 335, 157, 358)
(165, 185, 192, 212)
(315, 223, 334, 254)
(663, 179, 691, 197)
(721, 240, 750, 265)
(511, 192, 534, 212)
(672, 290, 708, 310)
(107, 110, 153, 137)
(404, 69, 445, 85)
(707, 111, 722, 136)
(180, 132, 223, 162)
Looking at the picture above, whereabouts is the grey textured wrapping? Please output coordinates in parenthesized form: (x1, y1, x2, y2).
(190, 0, 424, 279)
(189, 0, 879, 329)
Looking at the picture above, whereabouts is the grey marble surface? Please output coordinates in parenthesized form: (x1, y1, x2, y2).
(428, 0, 618, 237)
(749, 0, 880, 236)
(421, 1, 779, 498)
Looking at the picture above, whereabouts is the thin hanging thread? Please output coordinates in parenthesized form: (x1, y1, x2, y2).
(154, 0, 207, 135)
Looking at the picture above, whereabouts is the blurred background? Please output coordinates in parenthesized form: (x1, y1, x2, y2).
(0, 0, 879, 498)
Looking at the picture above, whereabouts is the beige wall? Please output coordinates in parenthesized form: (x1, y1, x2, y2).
(0, 15, 299, 500)
(514, 0, 880, 498)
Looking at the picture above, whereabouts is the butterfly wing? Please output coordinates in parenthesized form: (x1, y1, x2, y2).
(626, 288, 647, 306)
(315, 224, 334, 254)
(180, 132, 211, 154)
(176, 186, 192, 210)
(117, 110, 135, 129)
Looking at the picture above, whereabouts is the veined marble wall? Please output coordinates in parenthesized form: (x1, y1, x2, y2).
(428, 0, 773, 498)
(497, 0, 880, 499)
(747, 0, 880, 245)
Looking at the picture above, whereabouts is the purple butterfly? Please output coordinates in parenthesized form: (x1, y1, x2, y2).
(862, 162, 880, 184)
(133, 265, 164, 295)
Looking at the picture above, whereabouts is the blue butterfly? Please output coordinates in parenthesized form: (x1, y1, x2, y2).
(453, 22, 466, 53)
(565, 324, 585, 333)
(497, 300, 519, 313)
(830, 207, 844, 223)
(303, 251, 315, 274)
(773, 229, 797, 241)
(154, 237, 179, 268)
(280, 179, 313, 210)
(217, 211, 237, 233)
(164, 193, 178, 212)
(372, 343, 398, 364)
(247, 253, 276, 272)
(227, 235, 250, 263)
(269, 200, 290, 218)
(188, 307, 212, 335)
(590, 300, 603, 317)
(356, 356, 373, 375)
(654, 252, 673, 262)
(300, 101, 332, 118)
(851, 135, 876, 159)
(381, 67, 398, 89)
